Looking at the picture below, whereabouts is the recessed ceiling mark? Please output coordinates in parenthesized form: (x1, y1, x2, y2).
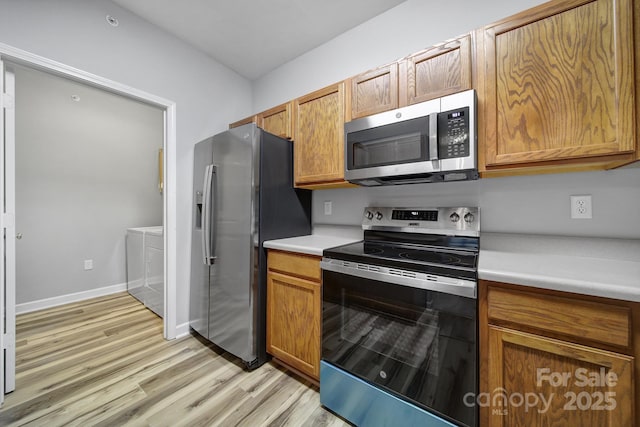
(106, 15, 119, 27)
(71, 95, 81, 102)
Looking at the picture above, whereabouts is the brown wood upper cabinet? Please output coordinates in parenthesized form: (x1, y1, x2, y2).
(229, 114, 257, 129)
(350, 34, 472, 119)
(350, 63, 399, 120)
(399, 34, 472, 107)
(293, 81, 354, 188)
(258, 101, 293, 139)
(477, 0, 637, 175)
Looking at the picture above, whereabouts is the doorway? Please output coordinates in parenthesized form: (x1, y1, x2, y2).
(1, 45, 178, 401)
(13, 64, 165, 315)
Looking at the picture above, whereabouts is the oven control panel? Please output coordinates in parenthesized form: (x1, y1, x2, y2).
(362, 207, 479, 236)
(391, 210, 438, 221)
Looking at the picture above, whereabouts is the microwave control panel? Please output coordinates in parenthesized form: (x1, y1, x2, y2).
(437, 107, 470, 159)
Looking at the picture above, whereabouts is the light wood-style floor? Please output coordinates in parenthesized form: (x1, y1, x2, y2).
(0, 292, 350, 426)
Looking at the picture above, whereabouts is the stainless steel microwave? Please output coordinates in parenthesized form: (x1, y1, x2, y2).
(344, 89, 477, 186)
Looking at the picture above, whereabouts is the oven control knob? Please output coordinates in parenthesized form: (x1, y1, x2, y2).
(365, 210, 374, 220)
(464, 212, 475, 223)
(450, 212, 460, 223)
(375, 211, 383, 220)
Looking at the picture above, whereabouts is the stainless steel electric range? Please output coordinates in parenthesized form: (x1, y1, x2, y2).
(320, 207, 479, 427)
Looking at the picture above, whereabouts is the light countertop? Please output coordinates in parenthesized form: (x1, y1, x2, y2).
(263, 234, 361, 256)
(265, 230, 640, 302)
(479, 233, 640, 302)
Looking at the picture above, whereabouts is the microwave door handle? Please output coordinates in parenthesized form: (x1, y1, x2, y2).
(429, 114, 439, 160)
(201, 164, 217, 265)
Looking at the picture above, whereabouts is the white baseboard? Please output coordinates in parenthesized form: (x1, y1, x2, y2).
(16, 282, 128, 315)
(175, 322, 191, 339)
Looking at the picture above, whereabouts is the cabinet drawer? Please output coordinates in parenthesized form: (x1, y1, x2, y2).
(487, 286, 631, 349)
(267, 250, 321, 282)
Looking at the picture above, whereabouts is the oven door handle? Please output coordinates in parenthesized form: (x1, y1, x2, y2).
(320, 259, 476, 299)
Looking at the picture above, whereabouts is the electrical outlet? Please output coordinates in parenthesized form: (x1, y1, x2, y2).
(84, 259, 93, 270)
(324, 201, 332, 215)
(570, 195, 592, 219)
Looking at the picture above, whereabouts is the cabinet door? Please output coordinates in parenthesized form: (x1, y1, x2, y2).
(259, 102, 293, 139)
(229, 115, 257, 129)
(351, 63, 398, 119)
(480, 0, 635, 168)
(293, 82, 347, 186)
(487, 326, 634, 427)
(266, 271, 321, 379)
(399, 34, 472, 106)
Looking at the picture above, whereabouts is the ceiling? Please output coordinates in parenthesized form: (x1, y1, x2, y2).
(112, 0, 407, 80)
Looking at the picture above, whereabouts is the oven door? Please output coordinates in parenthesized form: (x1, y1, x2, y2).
(321, 266, 477, 427)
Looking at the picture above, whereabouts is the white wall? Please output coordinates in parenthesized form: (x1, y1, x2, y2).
(254, 0, 640, 239)
(15, 65, 163, 303)
(312, 168, 640, 239)
(0, 0, 253, 324)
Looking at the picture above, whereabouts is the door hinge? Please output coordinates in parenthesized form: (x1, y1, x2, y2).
(1, 213, 14, 229)
(3, 332, 14, 350)
(2, 93, 14, 109)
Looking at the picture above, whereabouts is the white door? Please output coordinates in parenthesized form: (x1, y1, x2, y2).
(0, 58, 17, 402)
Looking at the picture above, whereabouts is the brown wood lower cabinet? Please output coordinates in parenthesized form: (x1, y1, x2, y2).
(487, 326, 633, 427)
(480, 280, 638, 427)
(266, 250, 321, 381)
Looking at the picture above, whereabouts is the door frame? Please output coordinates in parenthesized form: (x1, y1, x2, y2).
(0, 42, 178, 341)
(1, 61, 16, 397)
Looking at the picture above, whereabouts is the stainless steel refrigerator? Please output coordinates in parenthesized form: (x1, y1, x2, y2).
(190, 123, 311, 369)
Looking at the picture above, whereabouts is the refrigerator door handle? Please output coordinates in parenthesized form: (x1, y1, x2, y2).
(202, 164, 217, 265)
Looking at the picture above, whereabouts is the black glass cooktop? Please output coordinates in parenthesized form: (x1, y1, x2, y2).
(323, 230, 479, 280)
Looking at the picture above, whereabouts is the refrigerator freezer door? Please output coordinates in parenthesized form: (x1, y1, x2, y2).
(190, 138, 213, 339)
(208, 126, 257, 362)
